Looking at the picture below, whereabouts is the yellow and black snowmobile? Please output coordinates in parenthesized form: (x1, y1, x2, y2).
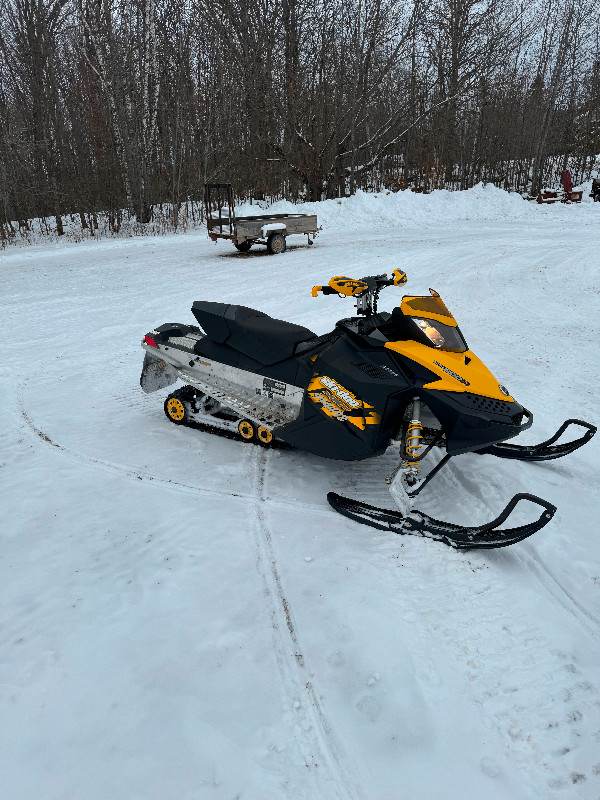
(140, 270, 595, 549)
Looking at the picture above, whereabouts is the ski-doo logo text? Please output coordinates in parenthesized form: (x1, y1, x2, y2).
(319, 376, 361, 408)
(307, 373, 381, 429)
(433, 360, 470, 386)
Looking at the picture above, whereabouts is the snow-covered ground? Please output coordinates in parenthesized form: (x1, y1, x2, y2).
(1, 190, 599, 800)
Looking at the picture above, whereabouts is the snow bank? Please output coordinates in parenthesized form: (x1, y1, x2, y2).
(236, 183, 539, 231)
(4, 180, 598, 249)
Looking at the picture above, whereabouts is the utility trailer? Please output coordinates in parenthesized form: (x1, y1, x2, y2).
(205, 183, 319, 254)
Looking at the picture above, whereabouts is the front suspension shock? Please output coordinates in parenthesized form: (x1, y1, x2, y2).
(403, 397, 424, 484)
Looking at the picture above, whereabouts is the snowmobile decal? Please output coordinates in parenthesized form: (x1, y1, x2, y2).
(307, 373, 381, 429)
(140, 351, 179, 393)
(312, 276, 369, 297)
(261, 378, 286, 398)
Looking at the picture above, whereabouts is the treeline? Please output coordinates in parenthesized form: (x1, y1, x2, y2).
(1, 0, 599, 239)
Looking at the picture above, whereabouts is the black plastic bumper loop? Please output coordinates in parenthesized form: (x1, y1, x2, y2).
(479, 419, 596, 461)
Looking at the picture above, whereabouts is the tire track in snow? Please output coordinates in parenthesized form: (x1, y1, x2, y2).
(251, 448, 364, 800)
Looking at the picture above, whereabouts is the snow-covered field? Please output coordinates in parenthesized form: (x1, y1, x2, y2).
(1, 189, 599, 800)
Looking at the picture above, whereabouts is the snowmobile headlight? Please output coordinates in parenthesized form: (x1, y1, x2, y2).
(412, 318, 467, 352)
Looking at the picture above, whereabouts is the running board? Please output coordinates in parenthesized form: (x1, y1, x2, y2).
(327, 492, 557, 549)
(479, 419, 596, 461)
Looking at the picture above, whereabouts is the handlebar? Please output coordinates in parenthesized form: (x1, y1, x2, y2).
(312, 269, 407, 299)
(311, 269, 408, 316)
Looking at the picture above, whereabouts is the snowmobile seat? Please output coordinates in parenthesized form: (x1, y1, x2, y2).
(192, 301, 316, 365)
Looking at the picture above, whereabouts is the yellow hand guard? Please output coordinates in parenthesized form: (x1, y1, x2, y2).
(392, 268, 407, 286)
(312, 276, 369, 297)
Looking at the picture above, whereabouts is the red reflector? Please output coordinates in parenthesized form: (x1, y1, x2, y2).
(145, 335, 158, 348)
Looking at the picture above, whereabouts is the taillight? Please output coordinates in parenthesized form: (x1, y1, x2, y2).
(144, 335, 158, 348)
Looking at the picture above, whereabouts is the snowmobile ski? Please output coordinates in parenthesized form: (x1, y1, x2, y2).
(477, 419, 596, 461)
(327, 492, 557, 549)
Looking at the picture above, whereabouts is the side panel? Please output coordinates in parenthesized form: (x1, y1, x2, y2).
(235, 215, 318, 242)
(277, 338, 413, 460)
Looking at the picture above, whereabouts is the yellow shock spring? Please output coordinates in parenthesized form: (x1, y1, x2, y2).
(405, 420, 424, 470)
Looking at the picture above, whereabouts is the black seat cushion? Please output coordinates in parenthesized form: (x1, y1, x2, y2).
(192, 301, 316, 365)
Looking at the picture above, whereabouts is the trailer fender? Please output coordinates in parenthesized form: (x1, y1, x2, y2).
(261, 222, 287, 237)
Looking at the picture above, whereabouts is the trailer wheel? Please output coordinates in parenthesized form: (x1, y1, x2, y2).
(267, 232, 286, 255)
(235, 241, 252, 252)
(595, 194, 600, 202)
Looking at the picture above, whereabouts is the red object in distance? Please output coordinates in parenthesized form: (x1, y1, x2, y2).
(144, 335, 158, 348)
(561, 170, 573, 194)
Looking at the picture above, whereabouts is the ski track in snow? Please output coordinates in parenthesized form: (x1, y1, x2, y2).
(17, 383, 364, 798)
(16, 380, 331, 518)
(250, 449, 365, 799)
(18, 380, 600, 654)
(14, 363, 600, 799)
(17, 380, 600, 796)
(520, 547, 600, 637)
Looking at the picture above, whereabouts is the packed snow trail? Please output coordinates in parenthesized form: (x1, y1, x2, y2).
(1, 195, 599, 799)
(251, 449, 366, 799)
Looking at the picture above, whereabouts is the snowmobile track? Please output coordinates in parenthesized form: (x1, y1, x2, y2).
(251, 449, 365, 799)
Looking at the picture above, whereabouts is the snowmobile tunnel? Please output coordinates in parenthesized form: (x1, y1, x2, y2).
(192, 301, 317, 365)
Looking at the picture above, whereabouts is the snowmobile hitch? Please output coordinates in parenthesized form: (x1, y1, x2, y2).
(478, 419, 596, 462)
(327, 492, 557, 550)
